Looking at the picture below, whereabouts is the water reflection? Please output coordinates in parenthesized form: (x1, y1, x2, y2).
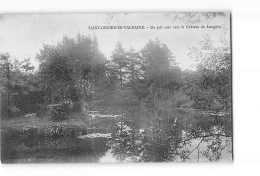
(1, 106, 232, 163)
(105, 107, 232, 162)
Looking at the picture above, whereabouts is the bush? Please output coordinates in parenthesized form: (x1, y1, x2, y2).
(30, 103, 47, 117)
(71, 100, 82, 112)
(47, 100, 74, 121)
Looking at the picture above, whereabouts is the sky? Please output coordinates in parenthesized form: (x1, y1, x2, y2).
(0, 13, 230, 70)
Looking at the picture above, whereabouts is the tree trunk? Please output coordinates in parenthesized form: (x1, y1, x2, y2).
(119, 68, 123, 94)
(7, 63, 11, 118)
(131, 61, 135, 90)
(51, 87, 55, 103)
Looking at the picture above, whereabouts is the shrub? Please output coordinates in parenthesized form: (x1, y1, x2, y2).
(47, 100, 74, 121)
(71, 100, 82, 112)
(30, 103, 47, 117)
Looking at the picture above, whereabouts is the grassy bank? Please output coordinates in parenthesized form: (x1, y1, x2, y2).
(1, 112, 91, 139)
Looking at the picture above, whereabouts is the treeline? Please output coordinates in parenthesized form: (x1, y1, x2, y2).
(0, 33, 231, 119)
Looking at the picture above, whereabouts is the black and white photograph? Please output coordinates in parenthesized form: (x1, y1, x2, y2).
(0, 12, 232, 163)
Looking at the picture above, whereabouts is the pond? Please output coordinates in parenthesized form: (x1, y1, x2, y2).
(1, 106, 232, 163)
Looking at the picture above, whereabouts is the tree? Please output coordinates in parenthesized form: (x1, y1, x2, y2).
(188, 36, 231, 112)
(56, 34, 106, 101)
(0, 53, 38, 118)
(37, 34, 106, 105)
(139, 39, 181, 114)
(110, 42, 128, 94)
(125, 48, 143, 89)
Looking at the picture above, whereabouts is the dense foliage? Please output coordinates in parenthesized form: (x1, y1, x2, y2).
(1, 34, 231, 120)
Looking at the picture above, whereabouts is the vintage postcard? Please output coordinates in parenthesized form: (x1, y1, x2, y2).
(0, 12, 232, 163)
